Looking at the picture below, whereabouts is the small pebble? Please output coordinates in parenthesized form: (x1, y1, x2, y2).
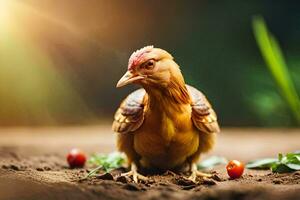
(10, 164, 20, 171)
(116, 175, 128, 183)
(97, 173, 114, 180)
(123, 183, 140, 191)
(175, 177, 195, 186)
(293, 172, 300, 176)
(44, 166, 51, 171)
(203, 179, 217, 185)
(36, 167, 44, 171)
(2, 165, 8, 169)
(182, 185, 196, 190)
(212, 174, 222, 182)
(273, 179, 283, 184)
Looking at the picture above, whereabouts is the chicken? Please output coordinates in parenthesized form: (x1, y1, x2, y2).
(112, 46, 220, 183)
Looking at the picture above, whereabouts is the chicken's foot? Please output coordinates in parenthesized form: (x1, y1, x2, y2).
(121, 163, 148, 183)
(188, 163, 212, 182)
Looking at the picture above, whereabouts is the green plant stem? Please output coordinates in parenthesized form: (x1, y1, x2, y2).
(83, 165, 103, 180)
(252, 16, 300, 124)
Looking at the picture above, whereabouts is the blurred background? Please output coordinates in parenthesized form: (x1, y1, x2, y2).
(0, 0, 300, 127)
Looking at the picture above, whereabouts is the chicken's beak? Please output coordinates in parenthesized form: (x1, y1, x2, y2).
(116, 71, 145, 88)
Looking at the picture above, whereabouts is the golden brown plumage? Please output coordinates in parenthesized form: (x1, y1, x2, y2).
(112, 46, 220, 182)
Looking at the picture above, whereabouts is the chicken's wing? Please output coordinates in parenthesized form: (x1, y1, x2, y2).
(187, 85, 220, 134)
(112, 88, 146, 134)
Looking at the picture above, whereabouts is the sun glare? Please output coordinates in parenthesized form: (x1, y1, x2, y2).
(0, 0, 13, 29)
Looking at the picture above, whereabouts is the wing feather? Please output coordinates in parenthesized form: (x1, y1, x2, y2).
(112, 89, 146, 133)
(186, 85, 220, 134)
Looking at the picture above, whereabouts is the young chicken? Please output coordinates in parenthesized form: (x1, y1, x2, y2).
(112, 46, 220, 182)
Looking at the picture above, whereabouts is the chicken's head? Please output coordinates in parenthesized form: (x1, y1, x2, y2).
(116, 46, 183, 88)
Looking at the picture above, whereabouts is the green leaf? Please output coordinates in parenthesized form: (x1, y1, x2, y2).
(285, 153, 300, 164)
(246, 158, 278, 169)
(246, 151, 300, 173)
(271, 163, 294, 173)
(286, 163, 300, 170)
(197, 156, 228, 170)
(88, 152, 126, 173)
(295, 155, 300, 163)
(270, 152, 300, 173)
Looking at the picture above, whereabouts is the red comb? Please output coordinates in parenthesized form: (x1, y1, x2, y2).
(128, 45, 154, 70)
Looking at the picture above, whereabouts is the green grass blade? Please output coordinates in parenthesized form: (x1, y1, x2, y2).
(252, 16, 300, 124)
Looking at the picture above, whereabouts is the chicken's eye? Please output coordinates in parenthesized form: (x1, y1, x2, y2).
(141, 60, 155, 70)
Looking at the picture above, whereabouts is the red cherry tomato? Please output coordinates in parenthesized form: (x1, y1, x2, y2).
(226, 160, 244, 179)
(67, 148, 87, 168)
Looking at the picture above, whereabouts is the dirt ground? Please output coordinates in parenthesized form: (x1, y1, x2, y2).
(0, 126, 299, 200)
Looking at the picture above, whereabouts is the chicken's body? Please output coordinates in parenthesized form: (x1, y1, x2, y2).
(116, 87, 215, 171)
(113, 46, 219, 182)
(134, 93, 199, 170)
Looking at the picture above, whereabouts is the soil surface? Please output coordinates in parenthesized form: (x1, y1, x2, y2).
(0, 126, 300, 200)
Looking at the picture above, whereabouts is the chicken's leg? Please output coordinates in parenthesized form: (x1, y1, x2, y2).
(188, 162, 212, 182)
(121, 162, 148, 183)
